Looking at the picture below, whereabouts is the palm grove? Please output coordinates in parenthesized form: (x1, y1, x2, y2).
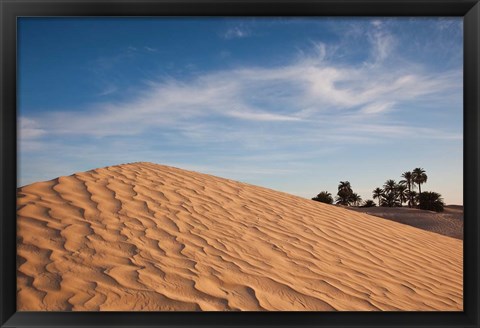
(312, 168, 446, 212)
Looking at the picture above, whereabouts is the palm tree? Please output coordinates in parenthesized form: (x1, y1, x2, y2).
(372, 187, 384, 207)
(418, 191, 445, 212)
(336, 181, 353, 206)
(383, 179, 398, 207)
(362, 200, 377, 207)
(335, 189, 352, 206)
(312, 191, 333, 204)
(400, 171, 413, 207)
(338, 181, 352, 194)
(383, 179, 397, 194)
(350, 193, 362, 207)
(408, 190, 418, 207)
(412, 167, 428, 195)
(396, 184, 408, 207)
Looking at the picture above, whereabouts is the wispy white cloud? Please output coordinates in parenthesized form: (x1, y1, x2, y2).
(222, 26, 250, 39)
(22, 39, 461, 144)
(368, 25, 395, 63)
(360, 102, 395, 114)
(228, 110, 303, 122)
(19, 117, 46, 139)
(435, 18, 463, 31)
(98, 84, 118, 96)
(371, 20, 383, 28)
(144, 46, 158, 52)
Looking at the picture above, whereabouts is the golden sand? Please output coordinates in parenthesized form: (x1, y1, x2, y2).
(17, 162, 463, 311)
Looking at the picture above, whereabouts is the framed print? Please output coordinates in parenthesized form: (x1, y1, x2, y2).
(1, 0, 479, 327)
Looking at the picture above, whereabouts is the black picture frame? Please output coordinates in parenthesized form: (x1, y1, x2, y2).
(1, 0, 479, 327)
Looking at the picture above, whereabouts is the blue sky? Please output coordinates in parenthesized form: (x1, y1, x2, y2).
(18, 17, 463, 204)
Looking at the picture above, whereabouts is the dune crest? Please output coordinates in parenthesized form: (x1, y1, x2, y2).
(17, 162, 463, 311)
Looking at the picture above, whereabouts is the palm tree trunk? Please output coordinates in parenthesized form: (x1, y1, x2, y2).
(407, 182, 411, 207)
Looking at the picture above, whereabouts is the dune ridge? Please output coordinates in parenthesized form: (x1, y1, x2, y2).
(17, 162, 463, 311)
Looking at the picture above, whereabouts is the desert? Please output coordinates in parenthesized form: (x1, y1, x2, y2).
(17, 162, 463, 311)
(349, 205, 463, 240)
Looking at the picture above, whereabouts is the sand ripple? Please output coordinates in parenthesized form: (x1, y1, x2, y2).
(17, 162, 463, 311)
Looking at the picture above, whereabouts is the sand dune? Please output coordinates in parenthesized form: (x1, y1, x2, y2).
(348, 206, 463, 240)
(17, 162, 463, 311)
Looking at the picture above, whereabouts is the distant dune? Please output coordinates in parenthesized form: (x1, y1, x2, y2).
(348, 206, 463, 240)
(17, 162, 463, 311)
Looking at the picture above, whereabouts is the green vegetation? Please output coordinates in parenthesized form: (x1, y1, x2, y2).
(333, 181, 363, 206)
(312, 167, 446, 212)
(412, 167, 428, 195)
(335, 181, 353, 205)
(418, 191, 445, 212)
(372, 188, 383, 207)
(361, 200, 377, 208)
(311, 191, 333, 204)
(371, 167, 444, 211)
(400, 171, 414, 207)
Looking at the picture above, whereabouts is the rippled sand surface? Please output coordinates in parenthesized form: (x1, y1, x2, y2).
(17, 162, 463, 311)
